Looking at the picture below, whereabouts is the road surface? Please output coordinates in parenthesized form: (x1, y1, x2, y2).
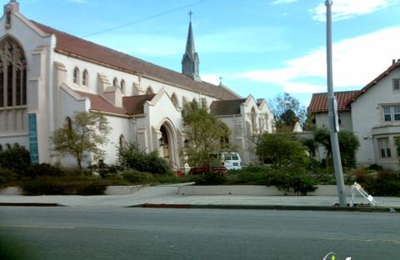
(0, 207, 399, 259)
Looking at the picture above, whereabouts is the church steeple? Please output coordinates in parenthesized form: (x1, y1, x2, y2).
(182, 11, 200, 81)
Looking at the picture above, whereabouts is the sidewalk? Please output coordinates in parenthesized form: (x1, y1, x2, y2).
(0, 185, 399, 212)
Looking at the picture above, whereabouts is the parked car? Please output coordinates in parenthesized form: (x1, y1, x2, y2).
(208, 152, 242, 170)
(189, 165, 228, 175)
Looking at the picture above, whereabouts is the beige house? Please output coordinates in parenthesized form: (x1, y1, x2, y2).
(0, 1, 274, 171)
(309, 60, 400, 170)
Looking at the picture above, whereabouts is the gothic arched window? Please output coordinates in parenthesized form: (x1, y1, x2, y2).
(113, 77, 118, 87)
(251, 107, 257, 133)
(73, 67, 79, 84)
(0, 37, 27, 108)
(119, 135, 126, 149)
(171, 93, 179, 108)
(82, 69, 88, 86)
(0, 37, 28, 133)
(120, 79, 125, 93)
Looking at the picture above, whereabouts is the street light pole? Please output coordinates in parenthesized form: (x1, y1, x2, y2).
(325, 0, 347, 207)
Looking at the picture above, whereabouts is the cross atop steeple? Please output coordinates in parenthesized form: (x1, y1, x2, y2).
(188, 10, 193, 21)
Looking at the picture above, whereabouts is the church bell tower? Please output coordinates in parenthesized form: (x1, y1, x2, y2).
(181, 11, 201, 81)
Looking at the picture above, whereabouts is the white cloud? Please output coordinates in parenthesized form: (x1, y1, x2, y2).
(233, 26, 400, 94)
(311, 0, 400, 22)
(270, 0, 298, 5)
(201, 73, 224, 85)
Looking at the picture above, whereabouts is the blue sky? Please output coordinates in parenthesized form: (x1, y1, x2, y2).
(17, 0, 400, 107)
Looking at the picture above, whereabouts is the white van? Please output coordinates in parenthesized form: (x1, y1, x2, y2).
(219, 152, 242, 170)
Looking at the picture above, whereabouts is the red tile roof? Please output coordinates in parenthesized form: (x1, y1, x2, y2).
(75, 91, 128, 115)
(309, 61, 400, 113)
(308, 91, 360, 113)
(123, 94, 156, 115)
(32, 21, 241, 101)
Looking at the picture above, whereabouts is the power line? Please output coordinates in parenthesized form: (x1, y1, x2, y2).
(81, 0, 209, 39)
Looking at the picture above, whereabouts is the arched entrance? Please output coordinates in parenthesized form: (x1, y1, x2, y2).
(160, 125, 170, 161)
(159, 121, 178, 170)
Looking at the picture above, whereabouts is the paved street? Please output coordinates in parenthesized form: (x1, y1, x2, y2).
(1, 206, 399, 260)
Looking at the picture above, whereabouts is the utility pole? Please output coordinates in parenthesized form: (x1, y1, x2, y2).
(325, 0, 347, 207)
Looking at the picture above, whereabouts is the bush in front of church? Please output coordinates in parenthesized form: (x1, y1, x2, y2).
(0, 146, 31, 175)
(117, 143, 172, 175)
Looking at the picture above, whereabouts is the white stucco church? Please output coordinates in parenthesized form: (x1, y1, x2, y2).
(0, 1, 275, 172)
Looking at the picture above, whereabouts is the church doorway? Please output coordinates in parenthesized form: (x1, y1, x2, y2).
(160, 125, 170, 161)
(159, 122, 178, 170)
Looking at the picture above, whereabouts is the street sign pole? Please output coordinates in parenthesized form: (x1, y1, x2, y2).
(325, 0, 347, 207)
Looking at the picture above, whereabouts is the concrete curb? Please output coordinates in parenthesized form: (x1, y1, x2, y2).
(0, 203, 65, 207)
(134, 203, 400, 213)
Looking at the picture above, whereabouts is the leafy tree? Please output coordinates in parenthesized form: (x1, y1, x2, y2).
(50, 112, 111, 170)
(303, 112, 316, 131)
(182, 100, 233, 167)
(269, 92, 307, 131)
(256, 132, 309, 168)
(314, 127, 360, 167)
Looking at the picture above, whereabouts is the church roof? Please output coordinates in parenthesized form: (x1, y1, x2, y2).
(76, 91, 156, 116)
(75, 91, 127, 115)
(123, 94, 156, 115)
(210, 99, 247, 116)
(32, 21, 240, 101)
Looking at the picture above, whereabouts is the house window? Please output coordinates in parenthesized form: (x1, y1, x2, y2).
(377, 138, 391, 158)
(73, 67, 79, 84)
(113, 77, 118, 87)
(395, 137, 400, 157)
(82, 70, 88, 86)
(393, 79, 400, 90)
(383, 105, 400, 122)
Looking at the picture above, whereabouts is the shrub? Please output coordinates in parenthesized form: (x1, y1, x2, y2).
(194, 173, 227, 185)
(118, 143, 172, 175)
(21, 177, 66, 195)
(91, 162, 120, 178)
(346, 168, 375, 184)
(120, 170, 154, 184)
(75, 180, 108, 195)
(24, 163, 65, 179)
(0, 146, 30, 175)
(152, 174, 183, 184)
(0, 168, 17, 188)
(234, 166, 273, 185)
(21, 176, 108, 196)
(367, 163, 383, 171)
(363, 179, 400, 197)
(361, 169, 400, 197)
